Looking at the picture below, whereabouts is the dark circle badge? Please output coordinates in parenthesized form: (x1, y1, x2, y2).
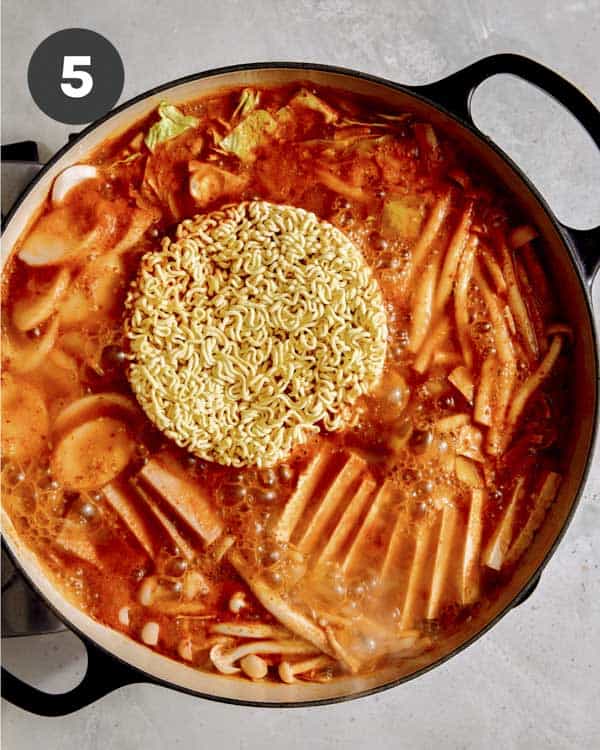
(28, 28, 124, 125)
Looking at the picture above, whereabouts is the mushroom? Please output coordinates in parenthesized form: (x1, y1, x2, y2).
(209, 639, 317, 675)
(183, 570, 210, 600)
(209, 643, 242, 675)
(138, 576, 158, 606)
(141, 621, 160, 646)
(228, 591, 247, 614)
(51, 165, 98, 206)
(240, 654, 268, 680)
(177, 638, 194, 662)
(278, 655, 334, 684)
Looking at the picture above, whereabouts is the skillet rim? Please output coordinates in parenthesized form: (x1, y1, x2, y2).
(1, 58, 598, 710)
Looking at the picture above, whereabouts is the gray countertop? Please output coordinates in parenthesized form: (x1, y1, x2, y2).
(2, 1, 599, 747)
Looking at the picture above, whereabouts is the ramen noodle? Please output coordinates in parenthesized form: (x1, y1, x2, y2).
(1, 83, 573, 683)
(126, 201, 387, 467)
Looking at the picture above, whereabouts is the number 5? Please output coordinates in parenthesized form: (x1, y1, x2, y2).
(60, 56, 93, 98)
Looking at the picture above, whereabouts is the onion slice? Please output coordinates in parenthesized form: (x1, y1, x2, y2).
(51, 165, 98, 206)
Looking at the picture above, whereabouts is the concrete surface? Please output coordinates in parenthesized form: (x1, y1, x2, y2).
(1, 1, 599, 748)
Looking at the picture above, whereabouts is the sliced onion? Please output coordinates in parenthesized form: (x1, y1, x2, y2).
(17, 209, 79, 266)
(51, 165, 98, 206)
(4, 316, 59, 374)
(18, 207, 117, 267)
(60, 254, 124, 327)
(12, 268, 70, 331)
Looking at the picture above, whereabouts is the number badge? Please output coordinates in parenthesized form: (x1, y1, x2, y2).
(28, 28, 124, 125)
(61, 56, 94, 99)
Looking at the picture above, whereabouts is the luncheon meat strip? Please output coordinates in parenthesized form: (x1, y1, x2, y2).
(139, 454, 223, 545)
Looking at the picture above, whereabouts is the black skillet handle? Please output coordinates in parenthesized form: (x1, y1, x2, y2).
(1, 639, 144, 716)
(412, 53, 600, 282)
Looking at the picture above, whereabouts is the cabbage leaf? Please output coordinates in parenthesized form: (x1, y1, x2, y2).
(145, 102, 199, 152)
(273, 89, 339, 138)
(232, 88, 261, 120)
(290, 89, 338, 123)
(113, 152, 143, 166)
(219, 110, 277, 161)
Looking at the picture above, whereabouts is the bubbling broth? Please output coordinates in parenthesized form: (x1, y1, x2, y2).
(1, 83, 573, 683)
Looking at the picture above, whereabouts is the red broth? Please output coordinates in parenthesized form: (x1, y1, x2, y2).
(1, 83, 573, 682)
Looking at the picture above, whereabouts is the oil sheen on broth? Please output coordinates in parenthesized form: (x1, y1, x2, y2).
(1, 83, 572, 683)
